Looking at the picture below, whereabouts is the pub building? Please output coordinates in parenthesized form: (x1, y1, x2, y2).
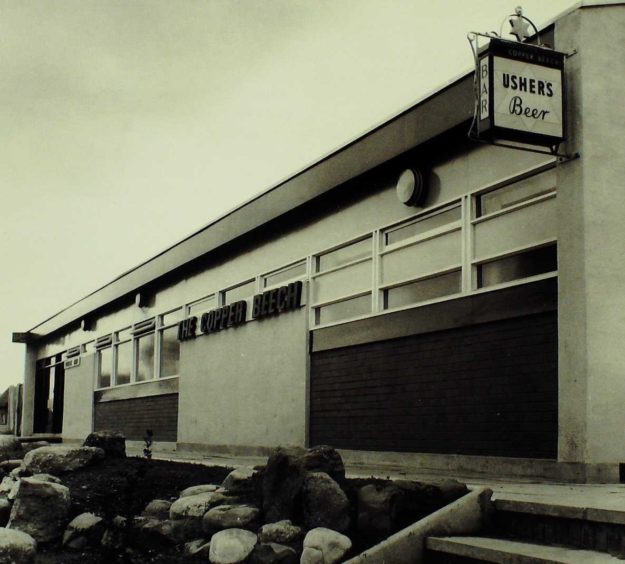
(13, 2, 625, 482)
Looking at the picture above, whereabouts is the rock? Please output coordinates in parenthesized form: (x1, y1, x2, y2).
(261, 448, 306, 523)
(83, 431, 126, 458)
(357, 483, 403, 538)
(8, 477, 71, 542)
(0, 476, 17, 497)
(0, 436, 23, 462)
(184, 538, 211, 557)
(0, 459, 23, 472)
(10, 467, 28, 479)
(21, 441, 49, 455)
(0, 527, 37, 564)
(299, 446, 345, 484)
(301, 528, 351, 564)
(170, 517, 203, 542)
(142, 499, 172, 520)
(62, 512, 105, 549)
(258, 520, 303, 546)
(222, 467, 257, 494)
(23, 446, 105, 475)
(0, 496, 12, 526)
(302, 472, 350, 533)
(209, 528, 257, 564)
(137, 519, 178, 549)
(250, 542, 298, 564)
(436, 478, 469, 503)
(202, 504, 259, 533)
(180, 484, 220, 498)
(30, 473, 62, 484)
(169, 492, 217, 520)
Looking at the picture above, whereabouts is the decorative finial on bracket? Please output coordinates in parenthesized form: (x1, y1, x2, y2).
(509, 6, 532, 41)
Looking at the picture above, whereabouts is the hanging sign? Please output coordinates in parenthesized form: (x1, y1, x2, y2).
(477, 38, 565, 146)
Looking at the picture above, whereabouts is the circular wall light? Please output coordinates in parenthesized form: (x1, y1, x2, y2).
(396, 168, 427, 206)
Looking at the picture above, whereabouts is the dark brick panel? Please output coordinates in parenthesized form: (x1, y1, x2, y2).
(310, 313, 558, 458)
(94, 394, 178, 442)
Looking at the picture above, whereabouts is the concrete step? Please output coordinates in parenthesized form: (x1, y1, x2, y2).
(426, 536, 624, 563)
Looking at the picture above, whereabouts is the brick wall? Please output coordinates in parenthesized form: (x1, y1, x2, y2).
(310, 312, 557, 458)
(94, 393, 178, 442)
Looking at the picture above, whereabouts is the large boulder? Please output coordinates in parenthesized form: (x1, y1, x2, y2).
(169, 492, 217, 520)
(250, 542, 298, 564)
(357, 483, 403, 538)
(0, 528, 37, 564)
(302, 472, 350, 533)
(0, 436, 23, 462)
(202, 504, 260, 533)
(257, 520, 303, 547)
(23, 446, 105, 475)
(209, 528, 257, 564)
(180, 484, 220, 498)
(142, 499, 172, 520)
(8, 477, 71, 542)
(261, 448, 306, 523)
(299, 446, 345, 484)
(21, 441, 49, 456)
(83, 431, 126, 458)
(221, 467, 257, 494)
(62, 512, 106, 549)
(301, 528, 352, 564)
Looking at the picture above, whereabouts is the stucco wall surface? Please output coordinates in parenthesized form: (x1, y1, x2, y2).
(177, 305, 308, 450)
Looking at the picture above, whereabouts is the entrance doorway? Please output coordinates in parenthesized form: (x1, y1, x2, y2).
(33, 354, 65, 434)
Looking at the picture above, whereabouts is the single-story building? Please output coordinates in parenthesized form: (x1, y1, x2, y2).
(13, 2, 625, 482)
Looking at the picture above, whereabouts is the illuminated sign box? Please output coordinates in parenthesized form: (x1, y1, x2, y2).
(478, 38, 565, 147)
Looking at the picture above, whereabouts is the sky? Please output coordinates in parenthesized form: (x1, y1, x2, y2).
(0, 0, 576, 389)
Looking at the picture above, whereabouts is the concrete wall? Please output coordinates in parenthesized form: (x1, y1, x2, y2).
(62, 354, 95, 442)
(557, 5, 625, 465)
(177, 304, 308, 452)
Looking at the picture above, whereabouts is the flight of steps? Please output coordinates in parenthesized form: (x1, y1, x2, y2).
(425, 496, 625, 563)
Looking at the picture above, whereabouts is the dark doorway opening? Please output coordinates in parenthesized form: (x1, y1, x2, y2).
(33, 355, 65, 434)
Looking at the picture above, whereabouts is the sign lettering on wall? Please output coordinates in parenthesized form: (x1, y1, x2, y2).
(477, 38, 565, 146)
(177, 280, 303, 342)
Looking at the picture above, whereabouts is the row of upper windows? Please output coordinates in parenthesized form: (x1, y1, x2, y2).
(41, 163, 557, 388)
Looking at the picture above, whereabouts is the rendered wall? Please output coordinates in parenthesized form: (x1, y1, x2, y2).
(557, 6, 625, 465)
(62, 354, 95, 441)
(177, 304, 308, 452)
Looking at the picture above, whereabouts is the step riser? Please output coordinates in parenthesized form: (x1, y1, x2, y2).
(490, 511, 625, 555)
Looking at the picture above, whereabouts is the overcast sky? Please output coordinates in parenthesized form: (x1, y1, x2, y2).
(0, 0, 575, 389)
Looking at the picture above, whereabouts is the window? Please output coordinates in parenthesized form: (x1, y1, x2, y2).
(136, 333, 155, 382)
(114, 328, 132, 385)
(222, 279, 256, 305)
(384, 205, 461, 247)
(263, 261, 306, 288)
(477, 169, 556, 217)
(316, 237, 371, 272)
(97, 347, 112, 388)
(188, 295, 216, 316)
(315, 294, 371, 325)
(158, 308, 181, 379)
(384, 270, 461, 310)
(477, 244, 557, 288)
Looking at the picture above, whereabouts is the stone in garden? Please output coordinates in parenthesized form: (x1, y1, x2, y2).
(142, 499, 172, 520)
(0, 459, 23, 472)
(0, 527, 37, 564)
(62, 512, 105, 549)
(169, 491, 217, 520)
(8, 477, 71, 542)
(357, 483, 403, 538)
(170, 517, 203, 542)
(0, 496, 12, 526)
(30, 473, 62, 484)
(222, 466, 257, 493)
(180, 483, 220, 498)
(299, 445, 345, 484)
(21, 441, 49, 455)
(261, 448, 306, 523)
(209, 528, 257, 564)
(83, 430, 126, 458)
(23, 446, 105, 475)
(302, 472, 350, 533)
(301, 528, 352, 564)
(137, 519, 178, 549)
(0, 476, 17, 497)
(250, 542, 298, 564)
(202, 504, 259, 532)
(184, 538, 211, 557)
(0, 436, 23, 462)
(258, 520, 303, 546)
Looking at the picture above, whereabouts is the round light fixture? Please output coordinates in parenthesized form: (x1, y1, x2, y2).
(396, 168, 426, 206)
